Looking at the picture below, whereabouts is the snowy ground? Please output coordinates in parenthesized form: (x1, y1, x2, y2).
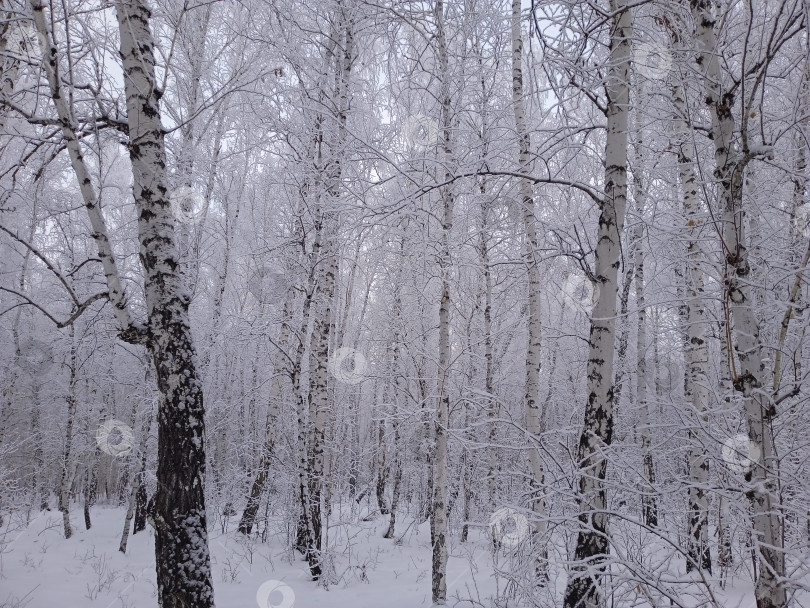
(0, 505, 505, 607)
(0, 504, 778, 607)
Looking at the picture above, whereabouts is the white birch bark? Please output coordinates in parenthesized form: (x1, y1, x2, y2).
(690, 2, 785, 605)
(58, 325, 77, 539)
(563, 1, 632, 605)
(510, 0, 547, 582)
(0, 2, 24, 133)
(668, 64, 712, 571)
(432, 0, 452, 601)
(112, 0, 215, 604)
(119, 409, 153, 554)
(28, 0, 141, 342)
(384, 234, 406, 539)
(302, 6, 355, 578)
(630, 180, 657, 528)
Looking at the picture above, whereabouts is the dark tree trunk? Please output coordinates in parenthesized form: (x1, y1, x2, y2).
(113, 1, 215, 605)
(134, 483, 147, 534)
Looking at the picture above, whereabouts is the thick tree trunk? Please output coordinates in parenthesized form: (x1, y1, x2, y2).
(563, 1, 632, 606)
(305, 230, 337, 573)
(83, 401, 101, 531)
(459, 402, 473, 543)
(293, 277, 319, 572)
(112, 1, 215, 604)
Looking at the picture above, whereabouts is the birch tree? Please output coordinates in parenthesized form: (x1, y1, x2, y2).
(689, 1, 799, 603)
(27, 0, 216, 604)
(510, 0, 547, 584)
(432, 0, 452, 599)
(564, 0, 633, 605)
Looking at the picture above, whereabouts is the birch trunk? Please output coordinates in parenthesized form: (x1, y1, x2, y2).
(301, 7, 355, 578)
(563, 1, 632, 605)
(28, 0, 138, 338)
(431, 0, 452, 602)
(690, 2, 785, 603)
(631, 188, 657, 528)
(375, 416, 389, 514)
(293, 260, 320, 573)
(0, 2, 24, 134)
(120, 410, 153, 554)
(384, 412, 403, 538)
(58, 325, 77, 539)
(384, 236, 406, 539)
(112, 1, 214, 604)
(482, 222, 497, 515)
(510, 0, 547, 582)
(668, 61, 712, 571)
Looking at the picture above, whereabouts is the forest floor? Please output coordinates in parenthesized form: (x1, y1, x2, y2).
(0, 504, 773, 607)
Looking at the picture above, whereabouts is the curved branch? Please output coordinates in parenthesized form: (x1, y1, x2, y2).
(408, 170, 604, 206)
(0, 287, 107, 328)
(0, 223, 80, 307)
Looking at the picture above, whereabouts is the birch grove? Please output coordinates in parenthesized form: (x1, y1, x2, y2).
(1, 0, 808, 607)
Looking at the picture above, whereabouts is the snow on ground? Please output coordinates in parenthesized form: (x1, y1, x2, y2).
(0, 504, 781, 607)
(0, 504, 502, 607)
